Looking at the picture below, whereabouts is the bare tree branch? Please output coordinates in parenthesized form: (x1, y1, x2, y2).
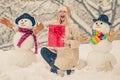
(0, 43, 13, 50)
(31, 0, 48, 13)
(70, 16, 91, 36)
(60, 0, 64, 5)
(39, 12, 56, 16)
(1, 38, 4, 44)
(111, 0, 117, 25)
(8, 7, 12, 15)
(113, 22, 120, 28)
(98, 6, 104, 15)
(86, 0, 99, 12)
(51, 0, 61, 6)
(70, 12, 92, 36)
(104, 8, 112, 13)
(76, 0, 96, 19)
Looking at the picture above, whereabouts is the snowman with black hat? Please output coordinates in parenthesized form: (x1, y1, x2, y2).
(87, 14, 117, 71)
(0, 13, 44, 67)
(14, 13, 37, 52)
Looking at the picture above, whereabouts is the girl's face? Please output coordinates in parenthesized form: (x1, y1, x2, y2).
(57, 6, 70, 25)
(58, 10, 67, 22)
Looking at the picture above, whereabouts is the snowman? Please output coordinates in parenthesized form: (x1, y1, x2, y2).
(14, 13, 37, 51)
(87, 14, 117, 71)
(0, 13, 43, 67)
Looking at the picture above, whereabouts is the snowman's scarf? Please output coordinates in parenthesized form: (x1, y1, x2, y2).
(90, 30, 109, 45)
(17, 27, 38, 54)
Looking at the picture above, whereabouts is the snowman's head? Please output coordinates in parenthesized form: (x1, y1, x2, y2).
(92, 21, 110, 33)
(18, 19, 33, 29)
(15, 13, 35, 29)
(92, 14, 111, 33)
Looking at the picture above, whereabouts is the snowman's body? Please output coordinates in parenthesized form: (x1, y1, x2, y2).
(0, 13, 38, 70)
(0, 18, 36, 68)
(13, 18, 36, 67)
(87, 21, 117, 71)
(14, 31, 34, 50)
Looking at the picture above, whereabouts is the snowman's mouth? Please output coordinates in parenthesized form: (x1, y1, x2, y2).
(21, 24, 25, 26)
(96, 26, 101, 28)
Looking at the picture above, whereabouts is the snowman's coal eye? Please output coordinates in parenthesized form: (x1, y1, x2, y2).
(25, 20, 27, 22)
(96, 23, 98, 25)
(21, 20, 23, 21)
(101, 23, 103, 25)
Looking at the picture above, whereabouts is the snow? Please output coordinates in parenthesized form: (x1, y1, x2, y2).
(0, 40, 120, 80)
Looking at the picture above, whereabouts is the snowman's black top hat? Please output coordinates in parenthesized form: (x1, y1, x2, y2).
(93, 14, 111, 25)
(15, 13, 35, 26)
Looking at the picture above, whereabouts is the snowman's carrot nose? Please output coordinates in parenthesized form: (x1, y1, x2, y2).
(21, 22, 24, 24)
(96, 24, 100, 26)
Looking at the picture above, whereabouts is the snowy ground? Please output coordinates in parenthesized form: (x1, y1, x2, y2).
(0, 40, 120, 80)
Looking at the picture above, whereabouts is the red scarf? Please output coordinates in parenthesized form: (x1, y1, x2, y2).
(17, 27, 38, 54)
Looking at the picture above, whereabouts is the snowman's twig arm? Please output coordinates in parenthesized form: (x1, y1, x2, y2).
(0, 18, 14, 29)
(77, 34, 90, 43)
(107, 29, 119, 42)
(33, 22, 44, 35)
(0, 18, 16, 33)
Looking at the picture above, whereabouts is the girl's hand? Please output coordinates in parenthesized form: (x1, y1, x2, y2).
(62, 37, 70, 45)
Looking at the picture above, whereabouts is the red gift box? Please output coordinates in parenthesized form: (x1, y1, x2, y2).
(48, 24, 65, 47)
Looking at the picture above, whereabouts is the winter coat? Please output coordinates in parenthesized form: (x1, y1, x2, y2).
(54, 23, 80, 70)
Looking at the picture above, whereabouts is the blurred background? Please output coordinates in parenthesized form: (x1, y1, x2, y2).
(0, 0, 120, 50)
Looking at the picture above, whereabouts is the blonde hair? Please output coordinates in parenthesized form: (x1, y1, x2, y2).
(56, 5, 71, 26)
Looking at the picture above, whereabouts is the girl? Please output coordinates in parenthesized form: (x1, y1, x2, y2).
(40, 5, 80, 76)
